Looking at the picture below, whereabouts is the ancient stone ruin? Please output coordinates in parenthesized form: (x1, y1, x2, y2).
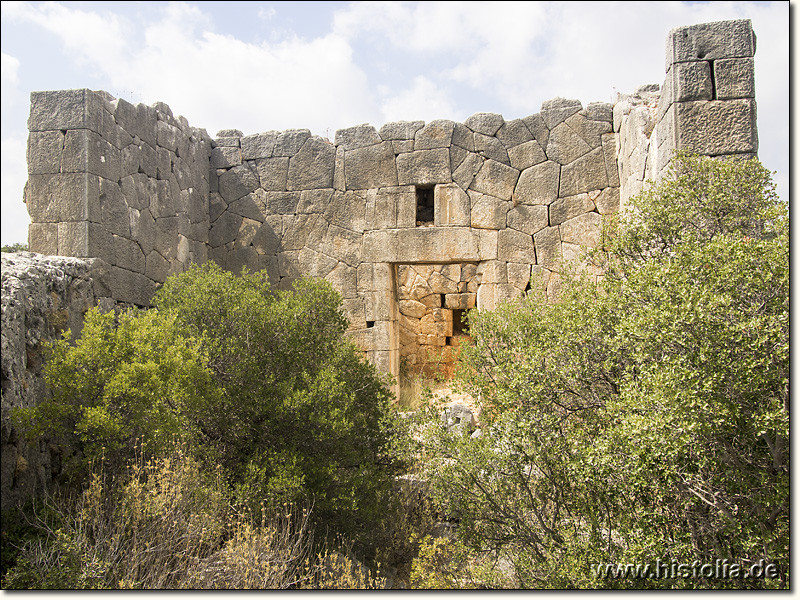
(2, 19, 758, 507)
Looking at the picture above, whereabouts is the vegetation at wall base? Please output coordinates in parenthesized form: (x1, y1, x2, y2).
(413, 153, 788, 589)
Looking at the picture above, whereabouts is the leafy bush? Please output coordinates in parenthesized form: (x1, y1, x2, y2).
(421, 154, 789, 588)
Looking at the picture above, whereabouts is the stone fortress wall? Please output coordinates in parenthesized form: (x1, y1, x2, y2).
(22, 19, 758, 383)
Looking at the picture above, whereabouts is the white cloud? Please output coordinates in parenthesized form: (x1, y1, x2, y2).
(379, 75, 457, 124)
(1, 136, 29, 245)
(1, 52, 21, 111)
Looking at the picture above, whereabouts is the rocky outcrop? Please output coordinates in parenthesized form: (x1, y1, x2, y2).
(1, 252, 113, 509)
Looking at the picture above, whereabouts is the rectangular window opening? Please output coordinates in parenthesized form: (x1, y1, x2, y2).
(415, 186, 434, 225)
(452, 309, 468, 336)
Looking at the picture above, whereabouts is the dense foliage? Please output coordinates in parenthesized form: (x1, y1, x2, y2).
(418, 153, 789, 588)
(13, 265, 404, 562)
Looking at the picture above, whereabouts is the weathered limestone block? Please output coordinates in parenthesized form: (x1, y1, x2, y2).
(546, 122, 591, 165)
(468, 191, 508, 230)
(61, 129, 120, 182)
(429, 270, 459, 295)
(145, 250, 170, 282)
(227, 246, 259, 275)
(27, 130, 64, 174)
(714, 58, 755, 99)
(151, 179, 176, 219)
(113, 97, 158, 150)
(28, 89, 103, 133)
(444, 293, 476, 310)
(665, 61, 713, 105)
(540, 97, 583, 129)
(464, 113, 504, 136)
(241, 132, 278, 160)
(227, 193, 264, 222)
(565, 112, 612, 149)
(99, 178, 129, 237)
(593, 187, 620, 215)
(674, 99, 757, 155)
(497, 228, 535, 264)
(496, 118, 534, 149)
(533, 226, 562, 271)
(400, 299, 427, 319)
(208, 211, 243, 248)
(323, 225, 362, 267)
(451, 122, 476, 151)
(287, 137, 336, 190)
(210, 146, 242, 169)
(470, 159, 518, 201)
(434, 183, 471, 227)
(507, 262, 532, 290)
(474, 134, 510, 165)
(252, 221, 282, 256)
(56, 221, 111, 259)
(396, 148, 451, 186)
(325, 190, 367, 233)
(478, 229, 498, 260)
(264, 191, 300, 215)
(27, 223, 58, 255)
(559, 212, 603, 248)
(508, 140, 546, 171)
(449, 145, 468, 172)
(584, 102, 614, 123)
(26, 173, 100, 223)
(549, 193, 595, 226)
(522, 113, 550, 151)
(379, 120, 425, 140)
(512, 161, 559, 206)
(342, 297, 366, 329)
(414, 120, 455, 149)
(111, 235, 144, 273)
(219, 163, 259, 203)
(106, 265, 156, 306)
(452, 153, 484, 191)
(665, 19, 755, 71)
(129, 207, 156, 255)
(559, 147, 608, 197)
(507, 204, 548, 236)
(335, 124, 382, 150)
(274, 129, 312, 157)
(345, 142, 398, 189)
(326, 262, 358, 299)
(254, 157, 288, 191)
(363, 228, 480, 263)
(297, 188, 334, 214)
(601, 134, 620, 188)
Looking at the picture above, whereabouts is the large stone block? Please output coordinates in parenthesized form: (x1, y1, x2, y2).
(106, 265, 157, 306)
(507, 204, 548, 236)
(414, 120, 456, 150)
(508, 140, 546, 171)
(396, 148, 451, 186)
(129, 207, 156, 255)
(210, 146, 242, 169)
(26, 173, 99, 223)
(335, 124, 381, 150)
(99, 178, 129, 237)
(497, 228, 535, 264)
(363, 228, 480, 263)
(675, 99, 757, 155)
(287, 137, 336, 190)
(254, 157, 289, 191)
(464, 113, 504, 136)
(27, 130, 64, 175)
(379, 120, 425, 141)
(345, 142, 398, 189)
(665, 20, 755, 71)
(57, 221, 112, 259)
(28, 89, 102, 133)
(434, 183, 471, 227)
(61, 129, 121, 182)
(468, 191, 508, 230)
(474, 134, 510, 165)
(219, 163, 260, 202)
(113, 234, 145, 273)
(264, 191, 300, 215)
(113, 97, 158, 150)
(546, 122, 591, 165)
(533, 226, 562, 271)
(540, 97, 582, 130)
(549, 193, 595, 226)
(325, 190, 367, 233)
(274, 129, 312, 157)
(241, 131, 278, 160)
(496, 118, 534, 149)
(452, 153, 484, 191)
(512, 161, 559, 206)
(559, 147, 608, 197)
(559, 212, 602, 248)
(323, 225, 362, 267)
(27, 223, 59, 255)
(601, 133, 620, 188)
(470, 159, 518, 201)
(565, 112, 612, 149)
(208, 211, 243, 248)
(714, 58, 755, 100)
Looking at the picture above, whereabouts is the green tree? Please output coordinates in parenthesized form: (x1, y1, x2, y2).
(421, 153, 789, 588)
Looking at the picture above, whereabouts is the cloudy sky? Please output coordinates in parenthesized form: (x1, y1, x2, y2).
(0, 1, 789, 245)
